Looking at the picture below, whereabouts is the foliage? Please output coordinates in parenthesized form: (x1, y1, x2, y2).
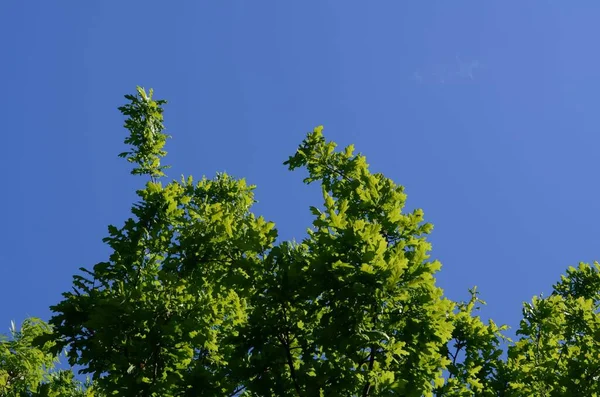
(1, 87, 598, 396)
(0, 318, 96, 397)
(227, 126, 458, 396)
(505, 262, 600, 396)
(434, 288, 510, 396)
(34, 87, 278, 397)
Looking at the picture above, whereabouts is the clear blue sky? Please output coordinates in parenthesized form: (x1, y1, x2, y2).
(2, 2, 599, 353)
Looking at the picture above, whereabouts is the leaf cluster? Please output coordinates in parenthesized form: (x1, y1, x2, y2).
(0, 318, 95, 397)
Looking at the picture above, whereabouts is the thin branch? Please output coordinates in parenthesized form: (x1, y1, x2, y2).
(448, 340, 465, 379)
(361, 312, 379, 397)
(361, 344, 377, 397)
(278, 304, 303, 396)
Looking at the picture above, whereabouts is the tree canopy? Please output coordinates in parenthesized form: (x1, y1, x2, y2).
(3, 87, 600, 396)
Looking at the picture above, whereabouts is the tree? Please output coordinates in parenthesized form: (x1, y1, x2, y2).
(15, 87, 600, 396)
(0, 318, 97, 397)
(504, 262, 600, 396)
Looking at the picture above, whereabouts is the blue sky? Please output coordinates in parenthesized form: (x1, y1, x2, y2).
(2, 1, 599, 359)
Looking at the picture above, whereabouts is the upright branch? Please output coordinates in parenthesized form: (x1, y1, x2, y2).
(278, 304, 303, 396)
(117, 86, 171, 182)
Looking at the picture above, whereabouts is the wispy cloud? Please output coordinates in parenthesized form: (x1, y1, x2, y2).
(456, 54, 480, 80)
(411, 54, 482, 84)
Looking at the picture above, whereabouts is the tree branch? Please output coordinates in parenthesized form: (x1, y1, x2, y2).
(361, 312, 380, 397)
(278, 304, 303, 396)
